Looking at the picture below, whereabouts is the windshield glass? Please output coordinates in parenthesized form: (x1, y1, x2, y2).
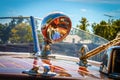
(0, 17, 108, 61)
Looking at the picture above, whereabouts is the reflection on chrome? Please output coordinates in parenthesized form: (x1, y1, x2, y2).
(41, 12, 71, 43)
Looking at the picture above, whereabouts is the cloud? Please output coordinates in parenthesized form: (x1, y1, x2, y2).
(80, 9, 87, 12)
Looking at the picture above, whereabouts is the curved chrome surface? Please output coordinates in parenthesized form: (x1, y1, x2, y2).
(41, 12, 72, 43)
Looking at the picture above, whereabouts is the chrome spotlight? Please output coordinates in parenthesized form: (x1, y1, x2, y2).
(41, 12, 72, 43)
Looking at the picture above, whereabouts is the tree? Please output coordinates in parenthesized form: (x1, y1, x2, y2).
(92, 21, 109, 39)
(2, 18, 17, 43)
(92, 19, 120, 40)
(9, 23, 33, 43)
(9, 23, 43, 43)
(76, 17, 91, 40)
(16, 15, 24, 24)
(110, 19, 120, 40)
(76, 17, 89, 32)
(0, 23, 7, 43)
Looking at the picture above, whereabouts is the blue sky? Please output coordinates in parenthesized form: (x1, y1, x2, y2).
(0, 0, 120, 30)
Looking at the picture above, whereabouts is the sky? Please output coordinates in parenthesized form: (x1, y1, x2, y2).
(0, 0, 120, 31)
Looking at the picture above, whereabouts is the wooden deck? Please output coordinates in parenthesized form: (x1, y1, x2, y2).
(0, 52, 111, 80)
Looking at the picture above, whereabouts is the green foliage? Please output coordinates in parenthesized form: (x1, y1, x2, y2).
(76, 17, 120, 40)
(37, 30, 44, 42)
(0, 19, 43, 44)
(9, 23, 32, 43)
(76, 17, 89, 32)
(92, 19, 120, 40)
(76, 17, 91, 40)
(0, 23, 7, 43)
(0, 18, 17, 43)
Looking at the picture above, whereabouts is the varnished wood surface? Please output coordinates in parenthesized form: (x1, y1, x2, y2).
(0, 52, 112, 80)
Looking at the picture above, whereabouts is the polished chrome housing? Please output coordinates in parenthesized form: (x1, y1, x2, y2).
(41, 12, 72, 43)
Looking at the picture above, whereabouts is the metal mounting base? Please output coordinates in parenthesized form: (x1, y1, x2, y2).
(22, 70, 56, 77)
(22, 69, 41, 76)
